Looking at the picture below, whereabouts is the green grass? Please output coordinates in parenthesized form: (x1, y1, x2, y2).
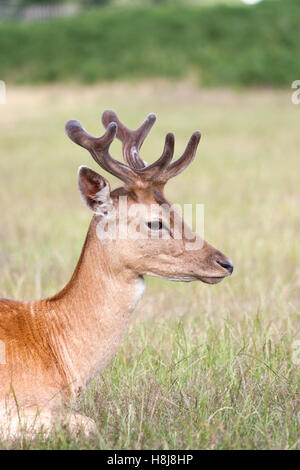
(0, 0, 299, 86)
(0, 81, 299, 448)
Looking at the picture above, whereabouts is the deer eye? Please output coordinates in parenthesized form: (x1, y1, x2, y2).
(146, 220, 164, 231)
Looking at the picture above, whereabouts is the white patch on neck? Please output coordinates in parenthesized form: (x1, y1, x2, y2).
(130, 276, 146, 310)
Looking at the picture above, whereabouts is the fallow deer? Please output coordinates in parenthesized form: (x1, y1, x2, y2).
(0, 110, 233, 437)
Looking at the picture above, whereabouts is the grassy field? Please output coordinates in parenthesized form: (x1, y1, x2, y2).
(0, 81, 299, 449)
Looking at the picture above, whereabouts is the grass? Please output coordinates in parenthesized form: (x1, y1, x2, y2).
(0, 81, 299, 449)
(0, 0, 300, 86)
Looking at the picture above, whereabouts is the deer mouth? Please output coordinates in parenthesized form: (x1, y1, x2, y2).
(198, 276, 226, 284)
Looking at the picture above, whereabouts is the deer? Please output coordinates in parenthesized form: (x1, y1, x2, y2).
(0, 110, 233, 437)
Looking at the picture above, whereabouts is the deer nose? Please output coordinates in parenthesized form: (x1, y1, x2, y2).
(217, 259, 234, 275)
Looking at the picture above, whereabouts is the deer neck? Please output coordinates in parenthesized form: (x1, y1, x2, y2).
(45, 216, 145, 395)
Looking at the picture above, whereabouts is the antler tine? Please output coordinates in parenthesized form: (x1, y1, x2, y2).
(102, 110, 156, 169)
(65, 119, 138, 185)
(138, 133, 175, 181)
(158, 131, 201, 183)
(134, 112, 157, 149)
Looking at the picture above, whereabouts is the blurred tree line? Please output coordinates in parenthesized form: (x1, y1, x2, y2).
(10, 0, 110, 5)
(8, 0, 167, 5)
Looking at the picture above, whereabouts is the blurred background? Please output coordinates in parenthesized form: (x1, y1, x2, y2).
(0, 0, 299, 85)
(0, 0, 300, 450)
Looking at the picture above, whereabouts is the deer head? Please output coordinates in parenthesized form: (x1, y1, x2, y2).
(65, 111, 233, 284)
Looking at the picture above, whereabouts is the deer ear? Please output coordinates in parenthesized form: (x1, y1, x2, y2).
(78, 166, 112, 215)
